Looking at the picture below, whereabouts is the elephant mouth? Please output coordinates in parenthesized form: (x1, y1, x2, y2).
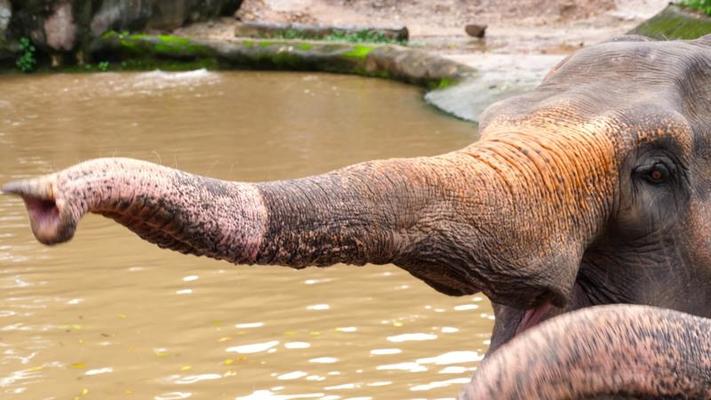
(509, 281, 590, 340)
(515, 301, 555, 335)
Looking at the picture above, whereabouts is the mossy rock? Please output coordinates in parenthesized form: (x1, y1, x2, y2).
(630, 4, 711, 40)
(98, 32, 216, 59)
(89, 33, 474, 89)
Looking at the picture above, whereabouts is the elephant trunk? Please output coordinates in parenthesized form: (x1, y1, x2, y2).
(459, 305, 711, 399)
(2, 121, 618, 308)
(1, 157, 441, 267)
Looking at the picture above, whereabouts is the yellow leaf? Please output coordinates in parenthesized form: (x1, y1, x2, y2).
(70, 362, 86, 369)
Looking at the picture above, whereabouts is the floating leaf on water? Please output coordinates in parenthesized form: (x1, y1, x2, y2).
(81, 388, 88, 395)
(117, 313, 127, 319)
(223, 358, 234, 365)
(180, 365, 192, 371)
(218, 336, 231, 343)
(70, 362, 87, 369)
(309, 331, 321, 336)
(223, 370, 237, 377)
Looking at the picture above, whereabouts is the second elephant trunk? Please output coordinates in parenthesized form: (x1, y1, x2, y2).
(460, 305, 711, 399)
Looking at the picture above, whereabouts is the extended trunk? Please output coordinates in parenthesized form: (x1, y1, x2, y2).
(2, 123, 617, 308)
(459, 304, 711, 399)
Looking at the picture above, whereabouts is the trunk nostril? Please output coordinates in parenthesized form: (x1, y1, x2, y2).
(25, 196, 60, 227)
(2, 177, 76, 245)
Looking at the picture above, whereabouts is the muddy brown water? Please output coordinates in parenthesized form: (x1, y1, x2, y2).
(0, 70, 492, 399)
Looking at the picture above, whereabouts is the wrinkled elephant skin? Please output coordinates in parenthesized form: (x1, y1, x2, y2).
(3, 34, 711, 397)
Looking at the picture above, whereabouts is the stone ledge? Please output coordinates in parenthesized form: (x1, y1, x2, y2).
(91, 32, 475, 89)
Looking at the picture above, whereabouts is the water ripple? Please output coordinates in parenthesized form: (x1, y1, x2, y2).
(226, 340, 279, 354)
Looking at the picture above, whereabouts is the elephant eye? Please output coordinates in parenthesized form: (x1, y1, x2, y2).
(642, 162, 671, 184)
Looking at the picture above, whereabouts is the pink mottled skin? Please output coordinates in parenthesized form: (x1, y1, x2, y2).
(3, 35, 711, 397)
(460, 305, 711, 399)
(2, 158, 267, 260)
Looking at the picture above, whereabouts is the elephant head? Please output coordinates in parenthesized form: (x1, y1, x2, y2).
(3, 35, 711, 397)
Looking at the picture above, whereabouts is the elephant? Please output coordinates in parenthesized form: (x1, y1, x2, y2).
(3, 34, 711, 398)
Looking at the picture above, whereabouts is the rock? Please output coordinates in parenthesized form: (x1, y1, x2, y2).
(0, 0, 10, 63)
(5, 0, 243, 61)
(465, 24, 487, 38)
(44, 1, 76, 51)
(92, 32, 473, 89)
(234, 21, 409, 42)
(0, 0, 10, 37)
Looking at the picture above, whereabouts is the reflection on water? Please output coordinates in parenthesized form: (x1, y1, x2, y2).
(0, 70, 491, 399)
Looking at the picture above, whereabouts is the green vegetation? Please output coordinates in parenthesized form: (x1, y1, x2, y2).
(16, 37, 36, 73)
(630, 4, 711, 39)
(102, 31, 213, 58)
(431, 77, 457, 90)
(681, 0, 711, 16)
(96, 31, 220, 71)
(342, 44, 375, 59)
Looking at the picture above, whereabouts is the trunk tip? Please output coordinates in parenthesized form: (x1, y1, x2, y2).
(2, 177, 75, 245)
(1, 177, 54, 199)
(2, 180, 24, 195)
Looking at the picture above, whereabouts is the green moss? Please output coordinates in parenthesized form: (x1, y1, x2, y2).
(342, 44, 374, 60)
(102, 31, 213, 57)
(631, 4, 711, 39)
(431, 77, 457, 90)
(297, 43, 313, 51)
